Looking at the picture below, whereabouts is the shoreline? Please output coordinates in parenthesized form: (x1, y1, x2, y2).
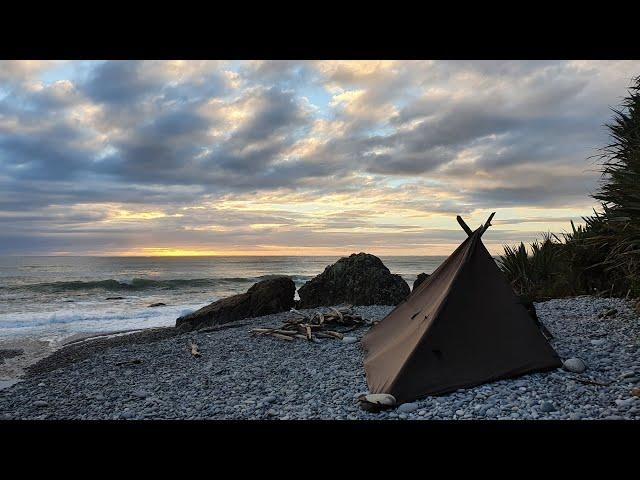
(0, 296, 639, 420)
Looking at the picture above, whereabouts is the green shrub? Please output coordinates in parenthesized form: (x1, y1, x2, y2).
(498, 76, 640, 300)
(592, 76, 640, 290)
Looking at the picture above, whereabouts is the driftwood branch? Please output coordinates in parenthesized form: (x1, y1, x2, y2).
(569, 376, 612, 387)
(114, 358, 143, 366)
(189, 341, 201, 357)
(480, 212, 496, 235)
(456, 215, 473, 236)
(249, 305, 375, 343)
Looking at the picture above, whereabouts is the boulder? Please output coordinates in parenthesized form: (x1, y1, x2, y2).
(0, 348, 24, 365)
(297, 253, 410, 308)
(175, 276, 295, 331)
(412, 273, 430, 290)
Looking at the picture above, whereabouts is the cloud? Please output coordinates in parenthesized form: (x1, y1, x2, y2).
(0, 60, 639, 254)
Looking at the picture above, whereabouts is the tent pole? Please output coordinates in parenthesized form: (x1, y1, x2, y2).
(480, 212, 496, 235)
(456, 215, 473, 236)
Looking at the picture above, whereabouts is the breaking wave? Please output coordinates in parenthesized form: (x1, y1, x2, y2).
(4, 275, 311, 293)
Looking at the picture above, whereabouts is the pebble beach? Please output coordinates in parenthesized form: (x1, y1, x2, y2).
(1, 295, 639, 420)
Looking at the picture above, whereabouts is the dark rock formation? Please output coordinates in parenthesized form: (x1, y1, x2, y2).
(0, 348, 24, 365)
(297, 253, 410, 308)
(175, 276, 296, 331)
(148, 302, 166, 308)
(412, 273, 430, 291)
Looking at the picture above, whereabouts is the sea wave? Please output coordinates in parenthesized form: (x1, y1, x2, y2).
(2, 275, 311, 293)
(0, 303, 203, 332)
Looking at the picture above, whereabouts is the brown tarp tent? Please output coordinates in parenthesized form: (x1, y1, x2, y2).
(362, 214, 561, 403)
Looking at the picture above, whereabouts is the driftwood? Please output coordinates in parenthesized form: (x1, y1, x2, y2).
(569, 376, 613, 387)
(481, 212, 496, 234)
(457, 215, 474, 237)
(189, 341, 202, 357)
(114, 358, 143, 366)
(457, 212, 496, 237)
(249, 305, 376, 343)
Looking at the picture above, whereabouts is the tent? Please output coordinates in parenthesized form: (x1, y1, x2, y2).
(362, 213, 561, 403)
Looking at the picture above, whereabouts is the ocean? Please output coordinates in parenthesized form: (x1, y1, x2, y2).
(0, 255, 446, 342)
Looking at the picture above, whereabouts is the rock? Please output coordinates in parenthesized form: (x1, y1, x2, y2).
(397, 402, 419, 413)
(615, 398, 637, 408)
(148, 302, 166, 308)
(591, 339, 606, 346)
(357, 393, 396, 412)
(341, 336, 358, 344)
(361, 394, 396, 406)
(539, 401, 556, 413)
(412, 273, 430, 291)
(33, 400, 49, 407)
(176, 276, 296, 331)
(563, 357, 587, 373)
(106, 296, 125, 300)
(0, 348, 24, 364)
(297, 253, 410, 308)
(620, 371, 636, 379)
(631, 387, 640, 397)
(132, 390, 149, 399)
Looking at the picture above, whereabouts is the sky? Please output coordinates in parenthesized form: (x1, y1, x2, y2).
(1, 60, 639, 257)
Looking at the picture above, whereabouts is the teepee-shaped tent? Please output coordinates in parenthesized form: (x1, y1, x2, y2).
(362, 213, 561, 403)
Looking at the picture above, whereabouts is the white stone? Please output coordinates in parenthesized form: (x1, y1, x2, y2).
(341, 336, 358, 344)
(361, 393, 396, 407)
(563, 357, 587, 373)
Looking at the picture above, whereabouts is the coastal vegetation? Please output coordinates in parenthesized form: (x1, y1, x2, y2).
(499, 77, 640, 300)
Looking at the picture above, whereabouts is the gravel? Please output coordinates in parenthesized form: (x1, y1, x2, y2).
(0, 296, 639, 420)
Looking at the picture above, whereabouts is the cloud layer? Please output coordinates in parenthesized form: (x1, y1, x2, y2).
(1, 60, 638, 255)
